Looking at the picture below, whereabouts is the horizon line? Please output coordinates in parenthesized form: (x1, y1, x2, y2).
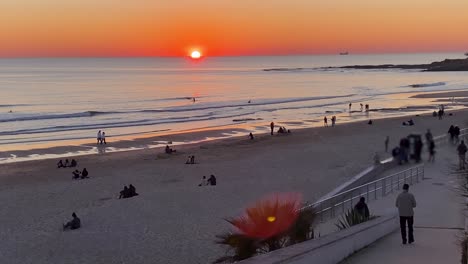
(0, 50, 466, 59)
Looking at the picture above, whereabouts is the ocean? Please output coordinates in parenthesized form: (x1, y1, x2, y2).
(1, 53, 468, 158)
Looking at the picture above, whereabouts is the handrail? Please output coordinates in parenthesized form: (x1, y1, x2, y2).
(301, 165, 424, 222)
(301, 127, 467, 223)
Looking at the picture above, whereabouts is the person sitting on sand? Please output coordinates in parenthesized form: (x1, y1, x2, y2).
(72, 170, 81, 180)
(186, 156, 192, 164)
(128, 184, 138, 197)
(57, 160, 64, 168)
(368, 120, 373, 125)
(64, 159, 70, 167)
(81, 168, 89, 179)
(432, 111, 437, 117)
(249, 132, 254, 140)
(165, 145, 176, 154)
(119, 186, 130, 199)
(278, 127, 284, 133)
(198, 176, 207, 186)
(70, 159, 77, 167)
(408, 119, 414, 126)
(63, 212, 81, 231)
(207, 175, 217, 186)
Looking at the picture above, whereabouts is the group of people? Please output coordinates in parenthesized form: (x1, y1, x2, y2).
(119, 184, 138, 199)
(72, 168, 89, 180)
(402, 119, 415, 126)
(269, 122, 291, 135)
(448, 125, 461, 144)
(323, 116, 337, 127)
(57, 159, 77, 168)
(198, 175, 217, 186)
(96, 130, 107, 145)
(185, 155, 196, 164)
(165, 145, 176, 154)
(353, 184, 416, 245)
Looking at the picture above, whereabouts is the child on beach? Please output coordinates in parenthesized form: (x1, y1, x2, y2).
(270, 122, 275, 135)
(207, 175, 217, 186)
(324, 116, 328, 127)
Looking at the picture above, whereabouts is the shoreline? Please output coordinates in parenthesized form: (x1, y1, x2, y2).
(1, 89, 468, 164)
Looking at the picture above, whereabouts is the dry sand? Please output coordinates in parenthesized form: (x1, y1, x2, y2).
(1, 109, 468, 264)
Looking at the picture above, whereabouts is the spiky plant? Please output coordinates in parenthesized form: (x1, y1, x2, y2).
(335, 208, 374, 230)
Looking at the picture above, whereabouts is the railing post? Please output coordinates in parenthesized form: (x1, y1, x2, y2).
(374, 181, 377, 199)
(397, 173, 400, 189)
(366, 184, 370, 202)
(382, 177, 386, 197)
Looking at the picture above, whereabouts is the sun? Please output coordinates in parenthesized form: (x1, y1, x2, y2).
(190, 50, 201, 59)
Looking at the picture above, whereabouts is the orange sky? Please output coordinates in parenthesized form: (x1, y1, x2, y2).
(1, 0, 468, 57)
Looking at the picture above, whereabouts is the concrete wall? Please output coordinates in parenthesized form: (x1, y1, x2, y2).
(238, 212, 399, 264)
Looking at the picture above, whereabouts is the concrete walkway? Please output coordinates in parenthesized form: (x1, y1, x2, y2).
(341, 146, 465, 264)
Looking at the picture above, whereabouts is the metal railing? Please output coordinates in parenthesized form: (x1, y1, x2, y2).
(433, 128, 468, 145)
(301, 165, 424, 222)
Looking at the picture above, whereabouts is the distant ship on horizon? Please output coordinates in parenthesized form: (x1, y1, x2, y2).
(339, 52, 349, 55)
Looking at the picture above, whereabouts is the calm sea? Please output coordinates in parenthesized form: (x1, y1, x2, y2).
(1, 53, 467, 153)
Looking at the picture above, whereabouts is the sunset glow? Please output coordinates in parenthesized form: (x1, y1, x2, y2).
(1, 0, 468, 57)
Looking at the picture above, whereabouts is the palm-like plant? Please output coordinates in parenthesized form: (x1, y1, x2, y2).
(335, 208, 373, 230)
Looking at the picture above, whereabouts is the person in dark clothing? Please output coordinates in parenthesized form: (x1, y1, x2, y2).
(128, 184, 138, 197)
(64, 159, 70, 167)
(323, 116, 328, 127)
(367, 119, 373, 125)
(185, 156, 192, 164)
(81, 168, 89, 179)
(190, 155, 195, 164)
(165, 145, 176, 154)
(72, 170, 81, 180)
(57, 160, 64, 168)
(70, 159, 77, 167)
(119, 186, 130, 199)
(414, 139, 423, 163)
(432, 111, 437, 117)
(63, 212, 81, 231)
(249, 132, 254, 140)
(438, 109, 443, 120)
(428, 140, 436, 163)
(270, 122, 275, 135)
(454, 126, 461, 143)
(448, 125, 455, 144)
(425, 129, 433, 143)
(354, 197, 370, 219)
(457, 140, 468, 170)
(207, 175, 217, 186)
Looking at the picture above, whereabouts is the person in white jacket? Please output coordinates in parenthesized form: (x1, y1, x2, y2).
(396, 184, 417, 244)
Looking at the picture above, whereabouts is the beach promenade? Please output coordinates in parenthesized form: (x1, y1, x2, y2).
(342, 144, 464, 264)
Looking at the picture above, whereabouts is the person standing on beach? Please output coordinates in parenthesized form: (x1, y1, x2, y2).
(324, 116, 328, 127)
(396, 184, 416, 244)
(385, 136, 389, 152)
(457, 140, 467, 170)
(101, 132, 107, 144)
(270, 122, 275, 135)
(97, 130, 102, 144)
(360, 103, 363, 112)
(331, 116, 336, 127)
(348, 103, 352, 112)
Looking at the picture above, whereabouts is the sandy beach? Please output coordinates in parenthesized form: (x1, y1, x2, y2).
(1, 103, 468, 263)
